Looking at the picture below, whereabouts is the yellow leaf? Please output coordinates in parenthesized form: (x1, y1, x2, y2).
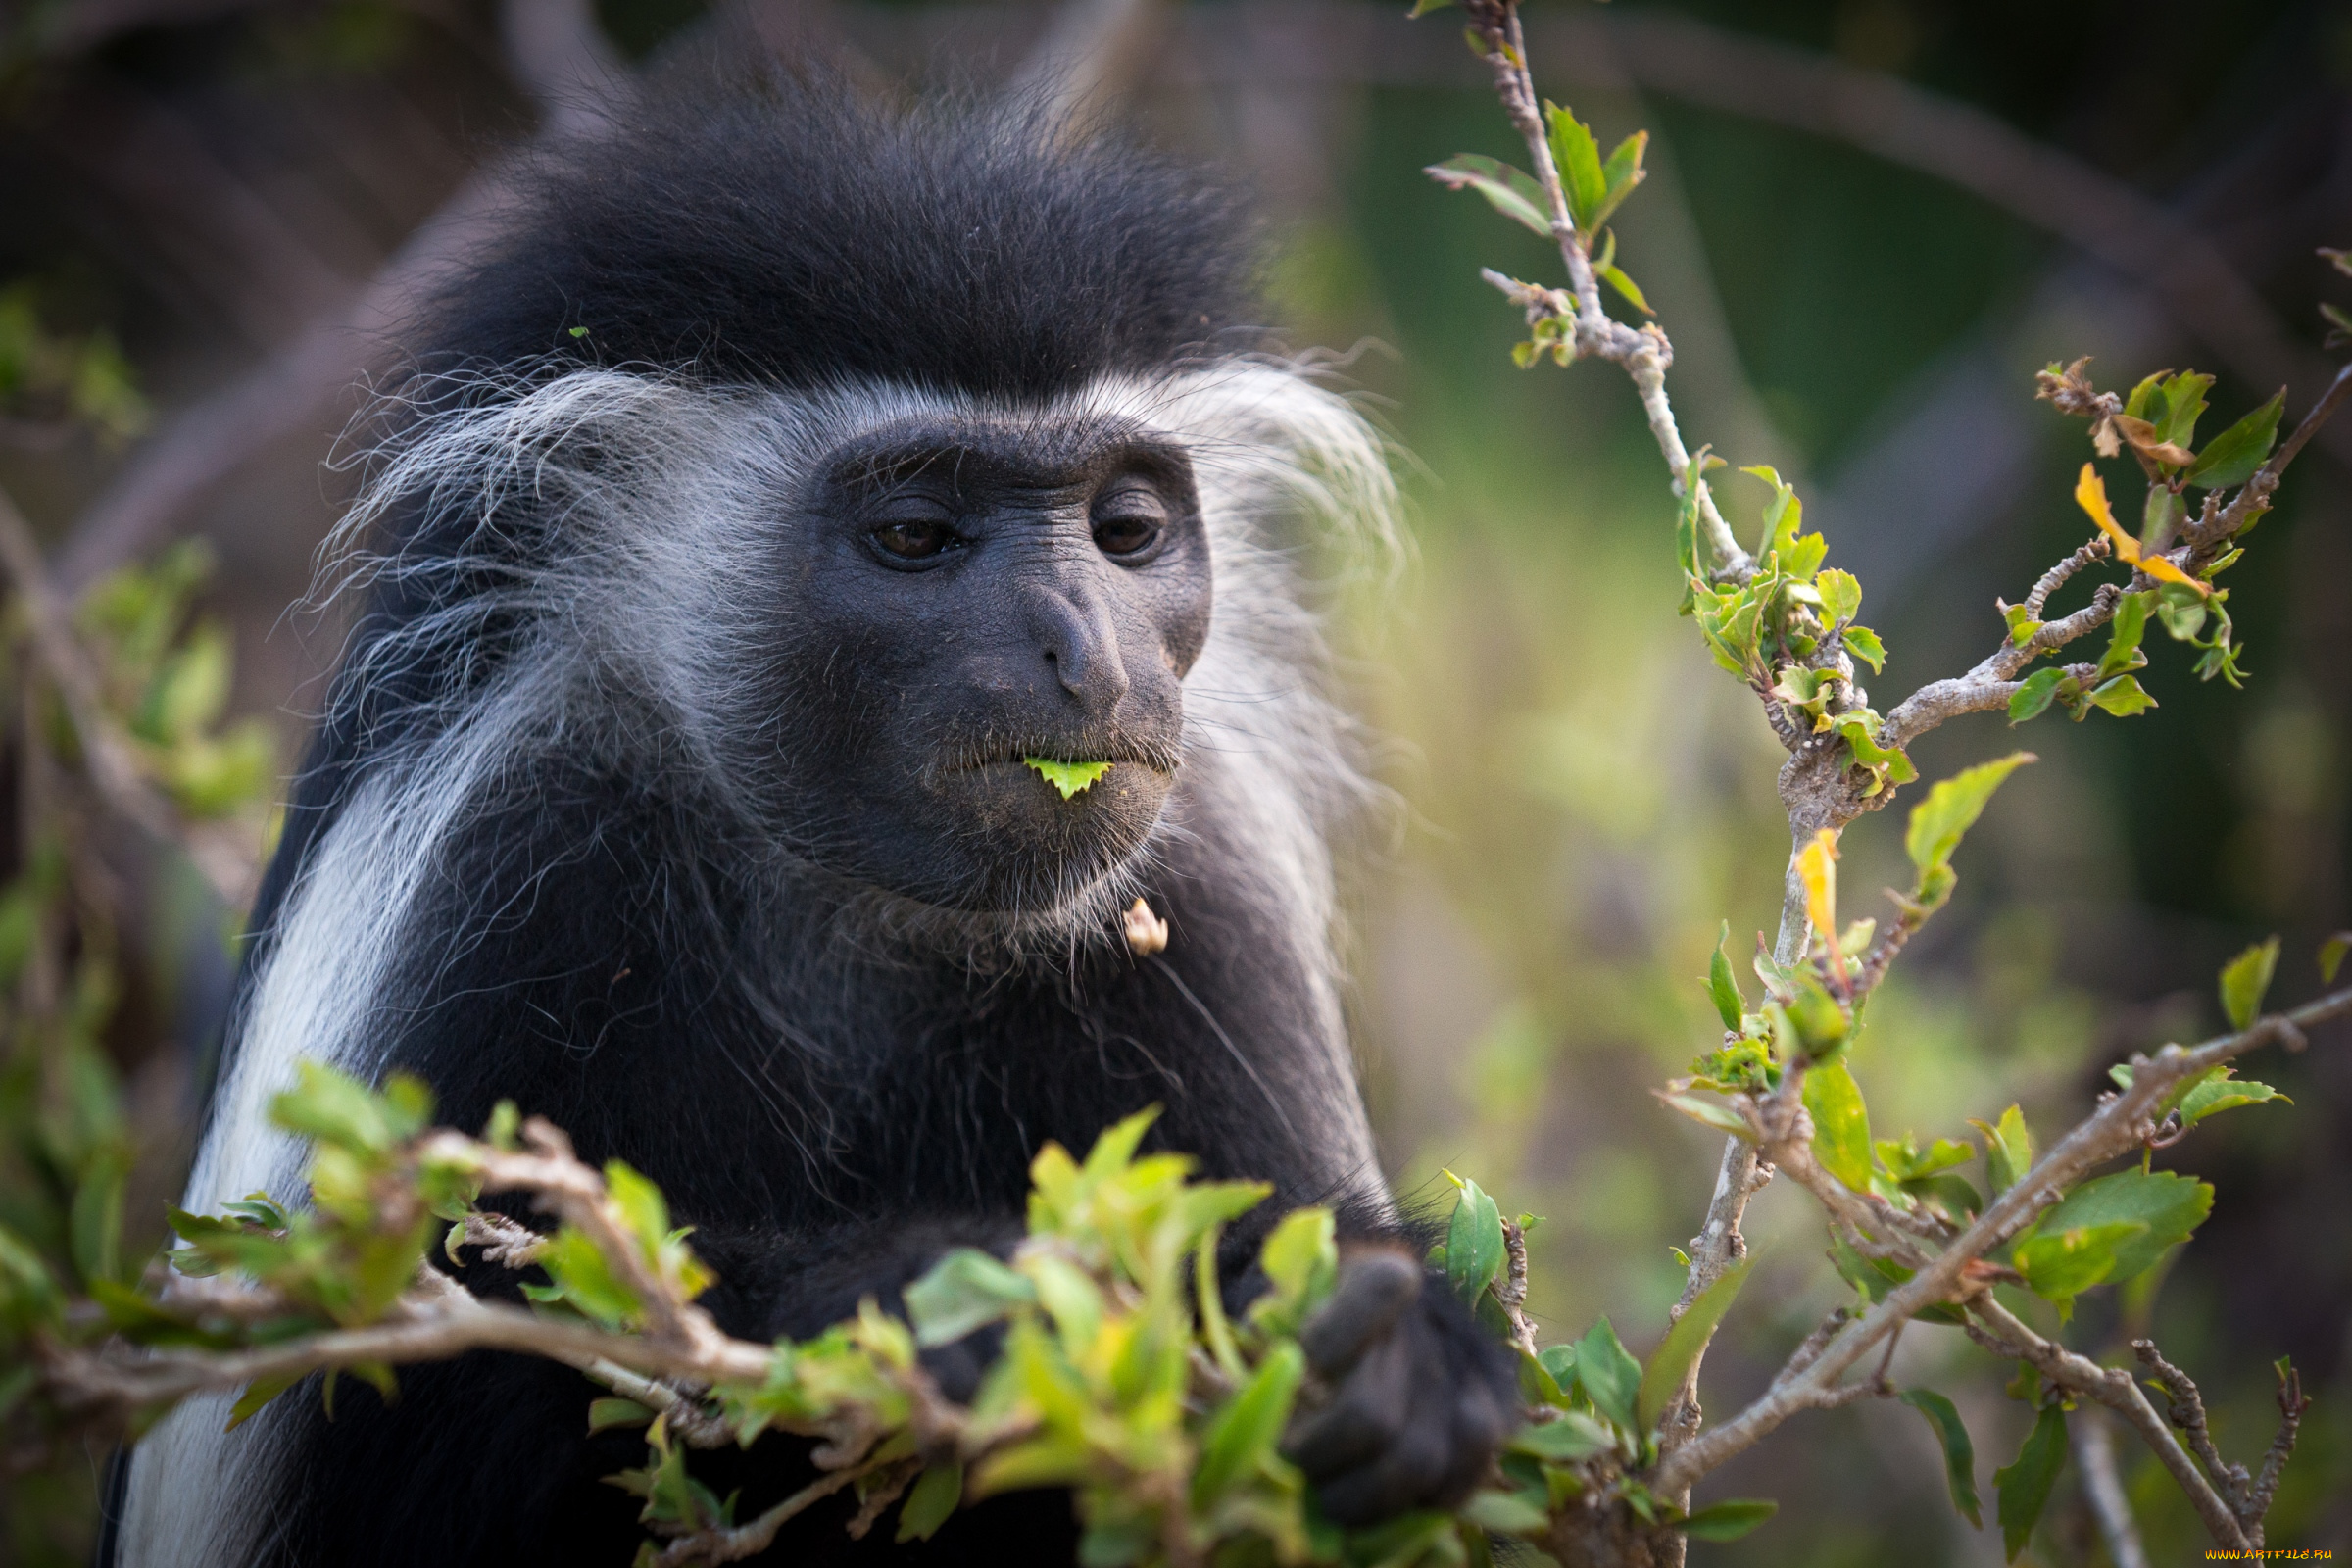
(2075, 465, 2139, 562)
(1795, 829, 1839, 953)
(2133, 551, 2211, 598)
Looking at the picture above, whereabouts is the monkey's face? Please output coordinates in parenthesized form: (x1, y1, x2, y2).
(737, 415, 1210, 913)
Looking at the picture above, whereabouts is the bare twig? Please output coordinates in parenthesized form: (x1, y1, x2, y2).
(647, 1455, 879, 1568)
(1494, 1217, 1540, 1359)
(2133, 1339, 2246, 1510)
(2249, 1358, 2312, 1527)
(2072, 1407, 2152, 1568)
(1655, 1139, 1771, 1457)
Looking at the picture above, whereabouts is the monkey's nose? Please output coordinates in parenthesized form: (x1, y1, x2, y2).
(1035, 593, 1131, 715)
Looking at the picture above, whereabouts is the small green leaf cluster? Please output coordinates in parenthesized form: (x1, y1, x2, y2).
(1681, 466, 1907, 795)
(1481, 1242, 1775, 1548)
(0, 849, 133, 1383)
(0, 282, 150, 446)
(75, 541, 278, 818)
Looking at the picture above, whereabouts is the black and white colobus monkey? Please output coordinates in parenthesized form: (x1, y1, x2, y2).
(112, 76, 1518, 1568)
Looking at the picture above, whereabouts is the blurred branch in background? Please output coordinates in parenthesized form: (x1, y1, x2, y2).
(48, 0, 642, 593)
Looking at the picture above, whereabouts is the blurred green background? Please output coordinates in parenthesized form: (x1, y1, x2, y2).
(2, 0, 2348, 1562)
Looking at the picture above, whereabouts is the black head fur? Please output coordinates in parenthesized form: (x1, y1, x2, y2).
(416, 76, 1265, 396)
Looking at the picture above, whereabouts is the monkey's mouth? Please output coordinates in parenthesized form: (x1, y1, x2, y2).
(935, 732, 1184, 780)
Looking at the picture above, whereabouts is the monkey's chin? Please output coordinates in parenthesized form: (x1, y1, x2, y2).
(920, 759, 1174, 914)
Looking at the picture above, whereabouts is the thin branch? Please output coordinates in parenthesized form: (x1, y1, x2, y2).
(52, 0, 636, 593)
(1461, 3, 1753, 585)
(648, 1455, 879, 1568)
(2132, 1339, 2246, 1511)
(1656, 1139, 1770, 1459)
(2248, 1358, 2311, 1527)
(1967, 1296, 2252, 1551)
(2072, 1405, 2152, 1568)
(1651, 981, 2352, 1501)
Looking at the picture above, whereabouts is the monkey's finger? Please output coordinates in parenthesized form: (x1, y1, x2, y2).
(1310, 1412, 1452, 1528)
(1298, 1250, 1421, 1378)
(1429, 1373, 1514, 1507)
(1284, 1332, 1409, 1478)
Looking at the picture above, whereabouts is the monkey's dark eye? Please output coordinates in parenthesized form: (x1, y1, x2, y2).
(869, 519, 960, 562)
(1091, 486, 1168, 559)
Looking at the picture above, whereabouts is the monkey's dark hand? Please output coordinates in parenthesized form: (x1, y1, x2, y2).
(1282, 1249, 1520, 1527)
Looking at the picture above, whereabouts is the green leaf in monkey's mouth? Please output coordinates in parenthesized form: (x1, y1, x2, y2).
(1023, 758, 1114, 800)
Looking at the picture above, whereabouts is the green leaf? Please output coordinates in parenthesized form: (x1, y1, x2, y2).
(1814, 568, 1862, 626)
(2320, 930, 2350, 984)
(1424, 154, 1551, 237)
(1509, 1409, 1615, 1461)
(1970, 1105, 2034, 1197)
(1193, 1341, 1302, 1506)
(268, 1061, 429, 1155)
(897, 1459, 963, 1543)
(1406, 0, 1453, 14)
(1445, 1175, 1507, 1304)
(1023, 758, 1112, 800)
(1875, 1135, 1974, 1182)
(2185, 391, 2285, 489)
(1994, 1404, 2069, 1562)
(1841, 624, 1886, 674)
(1544, 103, 1606, 232)
(1801, 1061, 1872, 1193)
(1571, 1317, 1642, 1436)
(1704, 921, 1745, 1030)
(2086, 674, 2156, 717)
(2015, 1221, 2146, 1319)
(1899, 1389, 1982, 1528)
(1905, 753, 2035, 877)
(1460, 1489, 1550, 1537)
(1678, 1498, 1778, 1543)
(1636, 1254, 1755, 1433)
(226, 1373, 299, 1430)
(587, 1396, 656, 1434)
(2177, 1070, 2288, 1127)
(1596, 130, 1649, 227)
(2122, 369, 2167, 422)
(1596, 262, 1652, 316)
(2141, 485, 2186, 553)
(2220, 936, 2280, 1030)
(1658, 1092, 1755, 1141)
(2155, 370, 2214, 450)
(70, 1147, 129, 1287)
(2007, 668, 2065, 724)
(2034, 1168, 2212, 1286)
(1260, 1212, 1336, 1316)
(2155, 582, 2209, 641)
(904, 1248, 1037, 1348)
(2096, 590, 2152, 679)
